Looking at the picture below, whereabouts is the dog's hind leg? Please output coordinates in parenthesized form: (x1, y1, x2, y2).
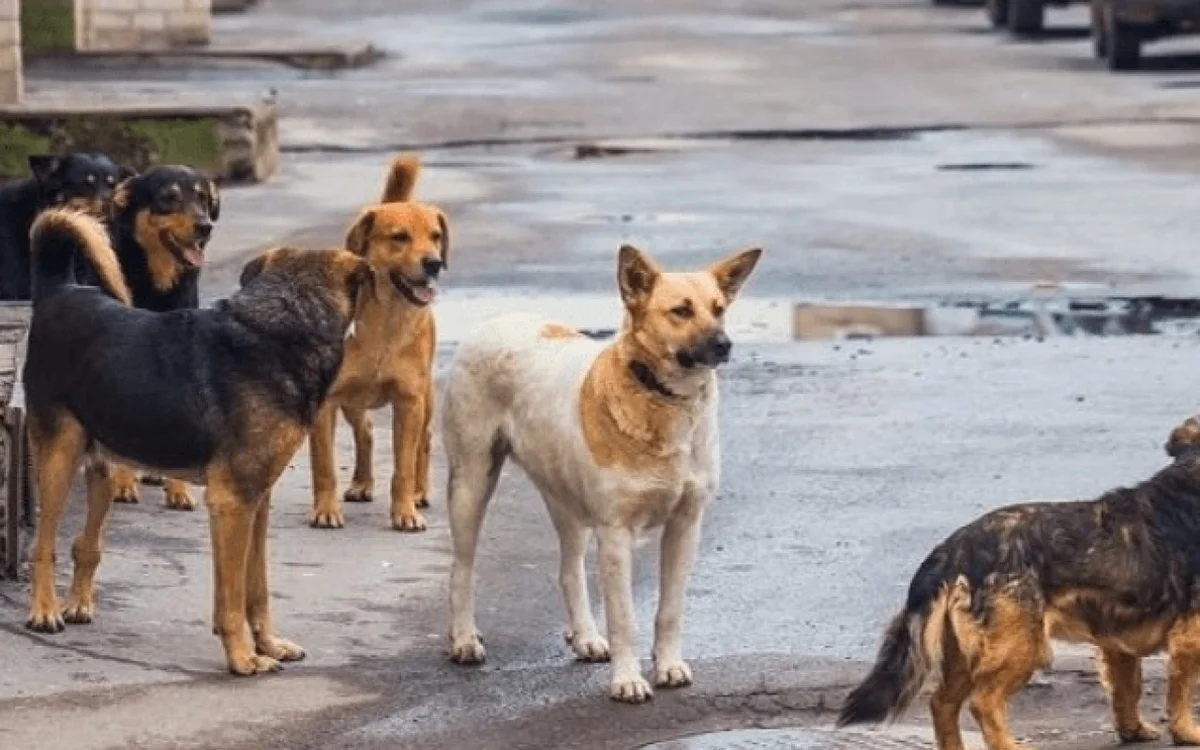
(1167, 617, 1200, 745)
(62, 461, 116, 624)
(966, 589, 1045, 750)
(110, 463, 140, 504)
(247, 492, 305, 664)
(1099, 648, 1159, 743)
(546, 501, 607, 662)
(446, 432, 507, 665)
(26, 415, 87, 633)
(930, 629, 973, 750)
(309, 403, 344, 529)
(162, 478, 196, 511)
(341, 407, 375, 505)
(413, 375, 434, 510)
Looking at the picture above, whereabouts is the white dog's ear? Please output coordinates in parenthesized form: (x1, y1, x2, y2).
(617, 244, 660, 312)
(708, 247, 762, 302)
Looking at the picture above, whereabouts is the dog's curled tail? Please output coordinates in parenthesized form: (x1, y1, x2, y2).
(837, 563, 962, 728)
(380, 153, 421, 203)
(30, 208, 131, 305)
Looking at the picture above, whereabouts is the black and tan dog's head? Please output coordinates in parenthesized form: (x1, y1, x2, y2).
(617, 244, 762, 373)
(110, 165, 220, 289)
(1166, 416, 1200, 462)
(342, 154, 448, 309)
(29, 152, 134, 216)
(239, 246, 373, 323)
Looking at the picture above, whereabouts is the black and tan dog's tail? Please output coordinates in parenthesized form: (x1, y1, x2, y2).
(380, 154, 421, 203)
(30, 208, 131, 305)
(837, 557, 960, 728)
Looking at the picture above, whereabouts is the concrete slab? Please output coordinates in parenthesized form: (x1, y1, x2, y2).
(69, 39, 384, 71)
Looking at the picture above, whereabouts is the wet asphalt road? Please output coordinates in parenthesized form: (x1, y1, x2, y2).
(6, 0, 1200, 748)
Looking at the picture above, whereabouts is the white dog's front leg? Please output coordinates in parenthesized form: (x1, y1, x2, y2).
(653, 505, 703, 689)
(597, 525, 652, 703)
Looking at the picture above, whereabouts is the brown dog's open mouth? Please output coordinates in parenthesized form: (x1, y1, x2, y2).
(390, 271, 437, 306)
(161, 231, 205, 269)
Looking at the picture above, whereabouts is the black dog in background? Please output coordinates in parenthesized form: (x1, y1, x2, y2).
(0, 152, 133, 301)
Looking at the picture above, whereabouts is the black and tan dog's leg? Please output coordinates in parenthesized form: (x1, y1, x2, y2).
(247, 493, 305, 663)
(206, 477, 277, 676)
(26, 416, 87, 633)
(62, 462, 116, 624)
(162, 478, 196, 511)
(342, 407, 375, 504)
(110, 463, 141, 504)
(390, 387, 427, 532)
(413, 376, 434, 510)
(309, 403, 344, 528)
(1099, 648, 1159, 743)
(965, 594, 1045, 750)
(1168, 618, 1200, 745)
(930, 637, 974, 750)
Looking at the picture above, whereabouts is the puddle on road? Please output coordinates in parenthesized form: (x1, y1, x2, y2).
(793, 293, 1200, 340)
(436, 289, 792, 343)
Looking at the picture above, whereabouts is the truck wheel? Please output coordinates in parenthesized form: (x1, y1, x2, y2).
(986, 0, 1008, 28)
(1008, 0, 1044, 34)
(1090, 0, 1107, 57)
(1106, 10, 1142, 70)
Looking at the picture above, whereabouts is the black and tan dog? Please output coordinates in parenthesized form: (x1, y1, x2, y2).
(96, 165, 221, 511)
(839, 415, 1200, 749)
(24, 209, 369, 676)
(0, 152, 132, 301)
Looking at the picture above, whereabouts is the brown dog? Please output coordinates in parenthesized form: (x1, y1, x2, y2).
(839, 414, 1200, 749)
(308, 154, 448, 531)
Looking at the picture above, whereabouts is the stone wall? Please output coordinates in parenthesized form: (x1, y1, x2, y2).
(76, 0, 210, 51)
(0, 0, 22, 105)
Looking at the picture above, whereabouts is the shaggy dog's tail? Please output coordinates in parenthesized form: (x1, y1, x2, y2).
(30, 208, 131, 305)
(380, 154, 421, 203)
(837, 554, 963, 728)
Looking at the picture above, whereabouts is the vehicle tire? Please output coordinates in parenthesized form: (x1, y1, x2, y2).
(1007, 0, 1044, 34)
(1106, 10, 1142, 70)
(1090, 0, 1107, 57)
(986, 0, 1008, 28)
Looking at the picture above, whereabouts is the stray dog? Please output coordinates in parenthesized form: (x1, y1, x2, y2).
(24, 209, 368, 676)
(838, 415, 1200, 749)
(308, 154, 446, 531)
(0, 152, 132, 301)
(442, 243, 762, 702)
(99, 165, 221, 512)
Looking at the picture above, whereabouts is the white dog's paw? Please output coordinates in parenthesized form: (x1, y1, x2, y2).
(565, 630, 610, 662)
(609, 672, 653, 704)
(448, 632, 486, 665)
(654, 659, 693, 689)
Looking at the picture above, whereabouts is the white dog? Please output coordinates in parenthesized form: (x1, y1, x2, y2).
(441, 243, 762, 702)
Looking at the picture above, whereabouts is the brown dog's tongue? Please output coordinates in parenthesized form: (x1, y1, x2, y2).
(183, 246, 205, 268)
(413, 283, 437, 304)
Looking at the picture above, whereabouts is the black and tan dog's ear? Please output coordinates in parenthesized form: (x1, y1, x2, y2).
(205, 178, 221, 222)
(109, 177, 134, 217)
(437, 210, 450, 270)
(1166, 416, 1200, 458)
(345, 209, 376, 255)
(118, 164, 137, 180)
(708, 247, 763, 302)
(239, 248, 279, 288)
(617, 244, 660, 312)
(28, 154, 60, 184)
